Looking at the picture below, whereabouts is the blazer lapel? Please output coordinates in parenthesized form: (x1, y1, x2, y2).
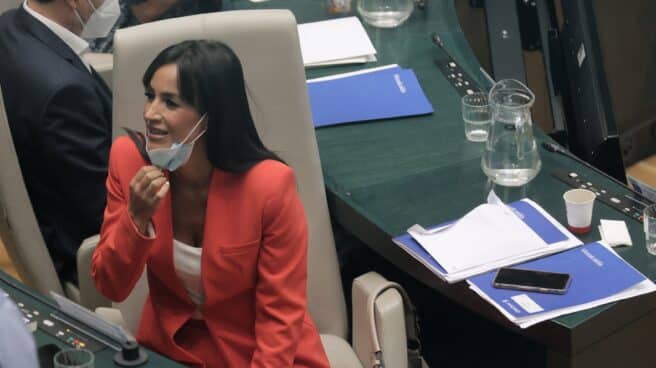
(201, 170, 222, 250)
(16, 7, 89, 75)
(90, 66, 111, 96)
(89, 66, 112, 130)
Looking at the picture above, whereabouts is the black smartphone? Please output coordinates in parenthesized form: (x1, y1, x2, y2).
(492, 267, 571, 294)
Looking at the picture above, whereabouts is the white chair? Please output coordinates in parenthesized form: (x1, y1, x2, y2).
(0, 0, 21, 15)
(83, 52, 113, 90)
(0, 86, 109, 310)
(94, 9, 414, 368)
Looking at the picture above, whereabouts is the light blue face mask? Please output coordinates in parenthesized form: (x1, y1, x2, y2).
(146, 114, 207, 171)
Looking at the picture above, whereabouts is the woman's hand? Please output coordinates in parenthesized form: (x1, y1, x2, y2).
(128, 166, 169, 234)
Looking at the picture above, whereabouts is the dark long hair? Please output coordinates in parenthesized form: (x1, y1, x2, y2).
(142, 40, 283, 172)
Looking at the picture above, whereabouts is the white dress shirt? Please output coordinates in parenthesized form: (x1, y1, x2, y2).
(22, 0, 91, 73)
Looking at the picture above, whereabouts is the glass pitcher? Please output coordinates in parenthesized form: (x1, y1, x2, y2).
(481, 79, 541, 187)
(357, 0, 414, 28)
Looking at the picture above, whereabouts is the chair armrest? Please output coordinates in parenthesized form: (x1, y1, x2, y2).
(352, 271, 408, 368)
(76, 234, 110, 310)
(320, 334, 364, 368)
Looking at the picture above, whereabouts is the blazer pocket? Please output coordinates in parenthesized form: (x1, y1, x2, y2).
(218, 239, 260, 255)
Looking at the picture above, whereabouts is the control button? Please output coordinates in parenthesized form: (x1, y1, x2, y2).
(17, 303, 24, 308)
(464, 81, 470, 85)
(33, 311, 39, 316)
(586, 182, 592, 186)
(79, 343, 86, 348)
(43, 319, 54, 327)
(457, 72, 463, 77)
(623, 208, 630, 212)
(466, 89, 474, 95)
(568, 172, 578, 178)
(56, 331, 65, 337)
(601, 189, 607, 194)
(610, 197, 621, 204)
(448, 62, 456, 68)
(26, 314, 32, 319)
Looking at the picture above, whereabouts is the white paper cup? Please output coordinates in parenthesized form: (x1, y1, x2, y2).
(563, 188, 596, 234)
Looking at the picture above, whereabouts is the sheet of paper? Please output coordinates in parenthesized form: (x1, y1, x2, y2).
(297, 17, 376, 66)
(50, 292, 128, 346)
(307, 64, 399, 83)
(599, 219, 632, 247)
(306, 54, 377, 68)
(470, 279, 656, 328)
(409, 203, 548, 273)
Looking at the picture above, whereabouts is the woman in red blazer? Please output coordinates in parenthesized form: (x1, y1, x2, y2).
(92, 40, 330, 368)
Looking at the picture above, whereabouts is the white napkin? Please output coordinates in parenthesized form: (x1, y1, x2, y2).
(598, 219, 632, 247)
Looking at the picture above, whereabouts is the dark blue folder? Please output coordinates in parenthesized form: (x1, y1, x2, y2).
(307, 67, 434, 127)
(468, 242, 648, 318)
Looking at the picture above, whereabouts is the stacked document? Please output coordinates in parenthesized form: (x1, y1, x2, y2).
(393, 198, 582, 283)
(298, 17, 376, 67)
(307, 65, 434, 127)
(467, 242, 656, 328)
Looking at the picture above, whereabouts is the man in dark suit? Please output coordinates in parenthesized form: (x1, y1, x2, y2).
(0, 0, 116, 285)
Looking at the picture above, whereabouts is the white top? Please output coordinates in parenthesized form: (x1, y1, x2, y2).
(23, 1, 91, 72)
(173, 239, 204, 319)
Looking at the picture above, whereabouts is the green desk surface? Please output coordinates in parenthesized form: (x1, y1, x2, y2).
(238, 0, 656, 357)
(0, 272, 183, 368)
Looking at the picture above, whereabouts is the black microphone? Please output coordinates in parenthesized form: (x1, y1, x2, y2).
(541, 142, 563, 154)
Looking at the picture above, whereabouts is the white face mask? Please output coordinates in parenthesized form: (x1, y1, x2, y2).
(74, 0, 121, 39)
(146, 114, 207, 171)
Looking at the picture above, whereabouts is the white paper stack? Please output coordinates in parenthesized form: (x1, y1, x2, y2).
(297, 17, 377, 67)
(393, 195, 582, 283)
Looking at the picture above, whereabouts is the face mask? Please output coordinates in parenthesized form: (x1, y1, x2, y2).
(146, 114, 207, 171)
(74, 0, 121, 39)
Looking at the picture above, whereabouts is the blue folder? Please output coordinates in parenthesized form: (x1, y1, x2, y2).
(393, 200, 571, 275)
(307, 67, 434, 127)
(467, 242, 647, 318)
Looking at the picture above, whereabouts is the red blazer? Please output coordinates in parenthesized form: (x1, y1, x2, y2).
(92, 137, 329, 368)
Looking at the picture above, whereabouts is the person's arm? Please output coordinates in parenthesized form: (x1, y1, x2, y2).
(91, 140, 166, 302)
(41, 82, 110, 236)
(0, 294, 39, 368)
(250, 167, 308, 367)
